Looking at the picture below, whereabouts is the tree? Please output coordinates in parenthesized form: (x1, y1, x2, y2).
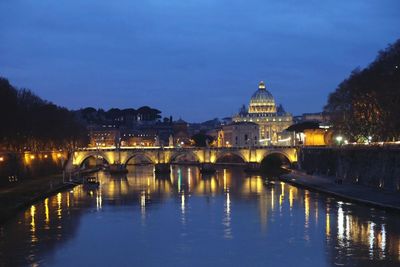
(324, 39, 400, 142)
(0, 78, 18, 147)
(0, 77, 88, 151)
(191, 133, 214, 147)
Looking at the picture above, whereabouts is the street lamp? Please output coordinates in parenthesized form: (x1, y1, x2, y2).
(336, 135, 343, 145)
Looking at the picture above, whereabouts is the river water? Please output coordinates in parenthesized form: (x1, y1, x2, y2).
(0, 165, 399, 267)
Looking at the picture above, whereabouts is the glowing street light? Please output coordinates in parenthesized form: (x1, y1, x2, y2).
(336, 136, 343, 145)
(30, 155, 35, 160)
(0, 156, 4, 162)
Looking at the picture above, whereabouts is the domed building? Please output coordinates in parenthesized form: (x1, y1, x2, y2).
(232, 81, 293, 146)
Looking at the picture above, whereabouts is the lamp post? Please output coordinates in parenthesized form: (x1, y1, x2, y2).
(336, 135, 343, 146)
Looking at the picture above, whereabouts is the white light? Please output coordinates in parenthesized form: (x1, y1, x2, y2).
(336, 136, 343, 142)
(369, 222, 375, 258)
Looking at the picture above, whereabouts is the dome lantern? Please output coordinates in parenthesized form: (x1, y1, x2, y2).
(258, 81, 266, 90)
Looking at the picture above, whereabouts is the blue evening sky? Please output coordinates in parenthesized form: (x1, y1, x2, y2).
(0, 0, 399, 122)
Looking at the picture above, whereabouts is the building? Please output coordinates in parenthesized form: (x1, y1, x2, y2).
(120, 129, 157, 147)
(216, 122, 259, 147)
(286, 121, 333, 146)
(232, 81, 293, 146)
(88, 126, 119, 147)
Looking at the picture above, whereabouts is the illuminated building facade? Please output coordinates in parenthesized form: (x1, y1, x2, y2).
(232, 81, 293, 146)
(216, 122, 259, 147)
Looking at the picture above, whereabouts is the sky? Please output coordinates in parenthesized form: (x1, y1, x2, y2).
(0, 0, 399, 122)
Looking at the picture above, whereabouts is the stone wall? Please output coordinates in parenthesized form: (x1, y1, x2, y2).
(299, 146, 400, 191)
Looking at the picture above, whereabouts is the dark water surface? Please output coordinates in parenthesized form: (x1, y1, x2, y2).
(1, 165, 400, 267)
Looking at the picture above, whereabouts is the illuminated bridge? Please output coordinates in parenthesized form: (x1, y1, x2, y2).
(66, 146, 298, 173)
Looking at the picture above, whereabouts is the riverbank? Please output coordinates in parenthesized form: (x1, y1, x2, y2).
(280, 170, 400, 212)
(0, 174, 76, 224)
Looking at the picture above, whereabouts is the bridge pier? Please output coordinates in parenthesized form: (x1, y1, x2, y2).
(200, 163, 216, 174)
(155, 163, 171, 174)
(244, 162, 261, 172)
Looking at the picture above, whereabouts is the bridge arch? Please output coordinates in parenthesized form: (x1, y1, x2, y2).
(79, 154, 109, 168)
(260, 152, 291, 170)
(170, 151, 200, 164)
(259, 149, 294, 163)
(73, 151, 112, 166)
(215, 151, 246, 164)
(125, 153, 155, 166)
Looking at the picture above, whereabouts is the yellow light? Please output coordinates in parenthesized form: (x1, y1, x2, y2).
(44, 198, 49, 224)
(30, 205, 36, 230)
(289, 188, 293, 209)
(30, 155, 35, 160)
(326, 213, 330, 237)
(0, 156, 4, 162)
(57, 153, 62, 158)
(304, 191, 310, 228)
(44, 154, 48, 159)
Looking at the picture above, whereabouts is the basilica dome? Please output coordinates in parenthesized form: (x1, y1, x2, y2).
(248, 81, 276, 114)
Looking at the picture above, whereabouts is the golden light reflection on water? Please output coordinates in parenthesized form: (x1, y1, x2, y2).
(279, 182, 284, 211)
(44, 198, 49, 225)
(326, 212, 330, 237)
(30, 205, 36, 231)
(5, 166, 400, 266)
(56, 193, 62, 219)
(304, 190, 310, 228)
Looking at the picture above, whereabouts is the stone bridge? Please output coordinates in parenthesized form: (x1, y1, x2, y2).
(67, 146, 298, 173)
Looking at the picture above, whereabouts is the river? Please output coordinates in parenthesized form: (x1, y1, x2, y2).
(1, 165, 399, 267)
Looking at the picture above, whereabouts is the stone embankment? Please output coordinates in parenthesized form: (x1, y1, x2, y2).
(281, 170, 400, 212)
(0, 174, 75, 224)
(298, 145, 400, 191)
(281, 145, 400, 211)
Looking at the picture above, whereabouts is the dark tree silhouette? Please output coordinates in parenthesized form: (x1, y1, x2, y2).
(191, 133, 214, 147)
(0, 78, 88, 151)
(324, 39, 400, 142)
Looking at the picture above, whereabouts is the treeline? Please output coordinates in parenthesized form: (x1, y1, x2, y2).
(0, 77, 87, 151)
(76, 106, 162, 127)
(325, 39, 400, 142)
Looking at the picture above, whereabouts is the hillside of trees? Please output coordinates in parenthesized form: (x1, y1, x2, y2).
(324, 39, 400, 142)
(0, 77, 166, 151)
(0, 77, 87, 151)
(76, 106, 162, 127)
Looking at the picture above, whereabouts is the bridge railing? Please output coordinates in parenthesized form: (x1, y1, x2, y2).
(74, 145, 299, 152)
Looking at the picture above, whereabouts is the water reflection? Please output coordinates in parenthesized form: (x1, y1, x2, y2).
(0, 165, 400, 266)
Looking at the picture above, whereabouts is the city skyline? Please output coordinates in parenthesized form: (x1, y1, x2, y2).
(1, 0, 399, 122)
